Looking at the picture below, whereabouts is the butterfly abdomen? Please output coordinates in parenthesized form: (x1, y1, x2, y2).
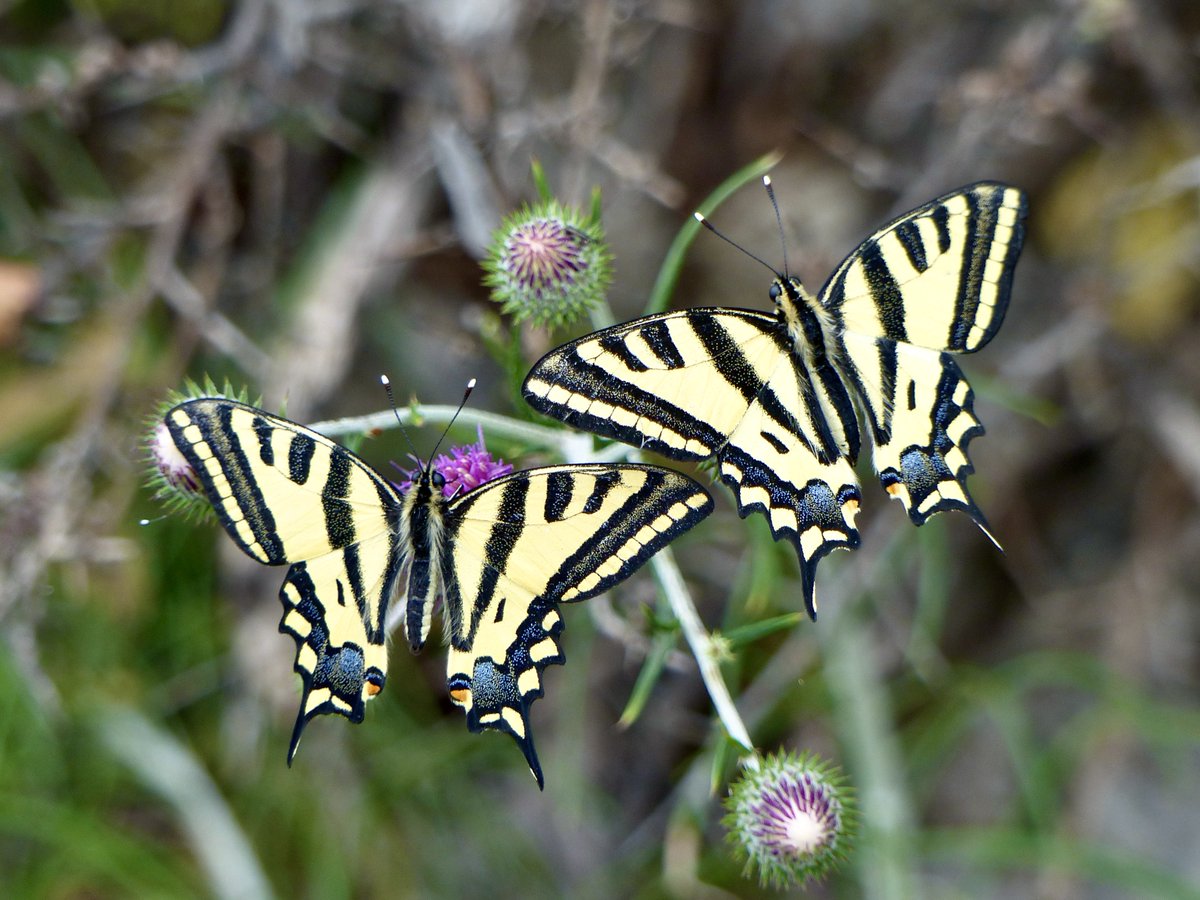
(400, 477, 445, 652)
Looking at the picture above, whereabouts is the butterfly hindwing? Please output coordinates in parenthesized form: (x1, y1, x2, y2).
(716, 351, 862, 616)
(840, 333, 992, 534)
(279, 548, 396, 755)
(166, 399, 402, 760)
(441, 464, 713, 787)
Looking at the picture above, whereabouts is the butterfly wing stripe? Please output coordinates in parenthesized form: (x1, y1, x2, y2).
(543, 469, 573, 522)
(894, 219, 929, 271)
(930, 203, 953, 253)
(288, 431, 316, 482)
(836, 330, 899, 445)
(598, 333, 649, 372)
(322, 448, 356, 548)
(950, 185, 1026, 351)
(168, 402, 285, 563)
(808, 357, 863, 461)
(641, 319, 686, 368)
(688, 310, 771, 404)
(544, 468, 711, 604)
(858, 240, 909, 343)
(469, 477, 528, 632)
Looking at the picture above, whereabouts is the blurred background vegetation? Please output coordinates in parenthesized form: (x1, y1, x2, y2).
(2, 0, 1199, 897)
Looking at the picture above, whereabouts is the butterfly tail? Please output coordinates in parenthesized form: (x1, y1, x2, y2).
(451, 665, 549, 791)
(278, 559, 389, 764)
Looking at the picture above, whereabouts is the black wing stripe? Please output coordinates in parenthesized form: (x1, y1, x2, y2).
(543, 470, 573, 522)
(288, 432, 316, 484)
(689, 310, 767, 403)
(201, 404, 285, 562)
(253, 415, 275, 465)
(545, 469, 710, 604)
(948, 190, 983, 350)
(599, 333, 649, 372)
(471, 478, 529, 628)
(931, 202, 952, 253)
(322, 448, 355, 549)
(582, 470, 618, 513)
(640, 319, 686, 369)
(860, 241, 908, 343)
(894, 220, 929, 272)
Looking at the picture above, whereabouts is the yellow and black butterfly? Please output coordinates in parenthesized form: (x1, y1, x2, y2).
(164, 396, 712, 787)
(523, 181, 1027, 618)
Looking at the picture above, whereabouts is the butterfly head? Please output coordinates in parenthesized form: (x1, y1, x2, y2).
(769, 275, 810, 314)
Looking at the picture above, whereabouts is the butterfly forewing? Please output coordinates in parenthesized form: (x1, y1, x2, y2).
(823, 182, 1027, 353)
(525, 309, 786, 460)
(440, 464, 712, 787)
(166, 400, 399, 564)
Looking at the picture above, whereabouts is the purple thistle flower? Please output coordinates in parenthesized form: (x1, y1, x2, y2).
(723, 750, 856, 889)
(394, 425, 513, 498)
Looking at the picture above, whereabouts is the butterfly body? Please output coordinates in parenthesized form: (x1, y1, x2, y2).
(523, 182, 1027, 618)
(166, 397, 712, 786)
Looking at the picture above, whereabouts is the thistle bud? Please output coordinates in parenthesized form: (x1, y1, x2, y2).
(483, 200, 612, 328)
(723, 750, 856, 890)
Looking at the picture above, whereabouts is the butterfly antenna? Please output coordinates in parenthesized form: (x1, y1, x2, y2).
(380, 374, 422, 468)
(762, 175, 790, 278)
(693, 211, 781, 278)
(425, 378, 477, 465)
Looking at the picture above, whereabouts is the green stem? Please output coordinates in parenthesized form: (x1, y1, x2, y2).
(650, 548, 754, 754)
(309, 405, 568, 451)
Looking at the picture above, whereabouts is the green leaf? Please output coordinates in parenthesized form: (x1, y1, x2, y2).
(530, 158, 553, 204)
(617, 630, 676, 728)
(722, 613, 806, 649)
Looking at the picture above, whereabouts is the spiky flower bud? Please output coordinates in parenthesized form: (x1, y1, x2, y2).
(483, 200, 612, 328)
(395, 425, 513, 498)
(723, 750, 856, 890)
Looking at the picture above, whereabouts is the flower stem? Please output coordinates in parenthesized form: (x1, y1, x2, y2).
(310, 405, 567, 451)
(650, 547, 755, 755)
